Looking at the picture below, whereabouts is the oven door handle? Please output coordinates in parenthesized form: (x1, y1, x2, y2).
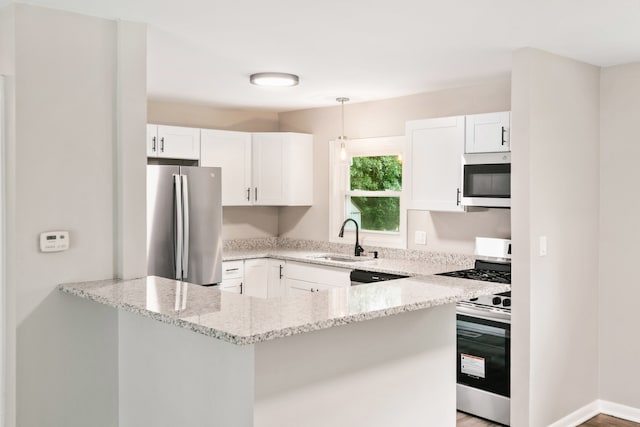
(456, 303, 511, 324)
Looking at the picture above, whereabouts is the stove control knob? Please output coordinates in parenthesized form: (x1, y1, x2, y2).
(502, 298, 511, 307)
(492, 297, 502, 305)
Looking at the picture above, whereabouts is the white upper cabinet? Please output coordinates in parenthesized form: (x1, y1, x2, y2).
(147, 124, 200, 160)
(200, 129, 253, 206)
(404, 116, 466, 212)
(465, 111, 511, 153)
(251, 132, 313, 206)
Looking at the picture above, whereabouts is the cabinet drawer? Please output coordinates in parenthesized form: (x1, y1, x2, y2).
(219, 278, 242, 294)
(285, 261, 350, 287)
(287, 278, 339, 293)
(222, 261, 244, 280)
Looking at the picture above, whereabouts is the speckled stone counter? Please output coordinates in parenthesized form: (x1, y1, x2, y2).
(59, 273, 508, 345)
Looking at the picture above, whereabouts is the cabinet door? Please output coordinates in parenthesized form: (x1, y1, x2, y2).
(281, 133, 314, 205)
(219, 278, 242, 294)
(267, 259, 286, 298)
(285, 261, 351, 288)
(252, 133, 285, 205)
(147, 124, 159, 157)
(156, 125, 200, 159)
(243, 259, 269, 298)
(201, 129, 252, 206)
(405, 116, 465, 212)
(465, 111, 510, 153)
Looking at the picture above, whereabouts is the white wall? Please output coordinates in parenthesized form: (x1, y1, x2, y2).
(599, 63, 640, 408)
(511, 48, 600, 427)
(5, 5, 146, 426)
(0, 6, 15, 426)
(278, 77, 512, 254)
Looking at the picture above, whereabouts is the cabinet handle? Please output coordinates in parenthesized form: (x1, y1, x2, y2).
(240, 283, 243, 294)
(255, 187, 258, 202)
(279, 265, 283, 279)
(501, 127, 506, 145)
(246, 188, 251, 201)
(225, 268, 239, 272)
(456, 188, 461, 206)
(152, 136, 157, 152)
(160, 137, 165, 153)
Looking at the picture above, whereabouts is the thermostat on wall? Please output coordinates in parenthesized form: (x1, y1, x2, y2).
(39, 231, 70, 252)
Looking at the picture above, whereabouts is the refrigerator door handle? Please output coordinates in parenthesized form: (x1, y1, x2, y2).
(181, 174, 190, 280)
(174, 174, 183, 280)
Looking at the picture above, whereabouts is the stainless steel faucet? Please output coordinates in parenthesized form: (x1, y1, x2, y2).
(338, 218, 365, 256)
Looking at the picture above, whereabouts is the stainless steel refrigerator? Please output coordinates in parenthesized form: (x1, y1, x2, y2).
(147, 165, 222, 285)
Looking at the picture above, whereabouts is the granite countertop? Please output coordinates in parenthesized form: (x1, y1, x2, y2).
(59, 273, 509, 346)
(222, 248, 473, 277)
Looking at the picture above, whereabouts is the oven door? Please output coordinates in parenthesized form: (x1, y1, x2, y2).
(456, 306, 510, 398)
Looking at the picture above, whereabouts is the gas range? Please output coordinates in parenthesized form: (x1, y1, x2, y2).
(438, 254, 511, 313)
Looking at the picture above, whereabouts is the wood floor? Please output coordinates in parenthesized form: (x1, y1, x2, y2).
(456, 412, 640, 427)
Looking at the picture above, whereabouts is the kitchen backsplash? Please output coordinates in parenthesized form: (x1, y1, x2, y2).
(223, 237, 475, 267)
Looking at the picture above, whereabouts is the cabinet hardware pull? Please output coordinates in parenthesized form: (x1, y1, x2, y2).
(501, 127, 506, 145)
(160, 137, 165, 153)
(225, 268, 239, 272)
(152, 136, 156, 152)
(456, 188, 461, 206)
(255, 187, 258, 202)
(279, 265, 283, 279)
(247, 188, 251, 201)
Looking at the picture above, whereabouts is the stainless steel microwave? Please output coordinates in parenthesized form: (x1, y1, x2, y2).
(462, 152, 511, 208)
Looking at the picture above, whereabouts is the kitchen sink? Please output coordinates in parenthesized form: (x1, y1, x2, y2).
(308, 254, 374, 263)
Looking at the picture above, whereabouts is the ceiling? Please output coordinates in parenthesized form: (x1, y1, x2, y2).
(4, 0, 640, 111)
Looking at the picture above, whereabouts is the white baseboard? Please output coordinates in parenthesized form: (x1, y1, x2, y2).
(548, 399, 640, 427)
(600, 400, 640, 423)
(547, 401, 600, 427)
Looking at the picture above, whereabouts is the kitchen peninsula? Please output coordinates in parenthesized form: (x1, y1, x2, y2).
(60, 260, 508, 427)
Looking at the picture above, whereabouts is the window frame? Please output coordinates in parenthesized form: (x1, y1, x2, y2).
(329, 136, 407, 249)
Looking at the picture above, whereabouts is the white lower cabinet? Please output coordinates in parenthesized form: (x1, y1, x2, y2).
(285, 261, 351, 293)
(220, 261, 244, 294)
(244, 259, 269, 298)
(221, 258, 287, 298)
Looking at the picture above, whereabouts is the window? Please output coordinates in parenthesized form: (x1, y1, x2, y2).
(347, 155, 402, 232)
(330, 136, 406, 248)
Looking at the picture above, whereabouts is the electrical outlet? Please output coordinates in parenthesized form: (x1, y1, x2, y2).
(414, 231, 427, 245)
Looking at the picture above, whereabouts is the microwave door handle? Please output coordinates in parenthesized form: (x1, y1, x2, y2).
(173, 174, 183, 280)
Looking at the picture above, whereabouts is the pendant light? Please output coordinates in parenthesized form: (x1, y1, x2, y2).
(336, 97, 349, 160)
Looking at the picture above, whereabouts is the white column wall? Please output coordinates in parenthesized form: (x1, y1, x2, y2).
(7, 5, 147, 426)
(599, 63, 640, 409)
(511, 48, 601, 427)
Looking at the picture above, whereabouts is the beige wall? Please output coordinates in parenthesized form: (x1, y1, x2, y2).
(147, 99, 281, 239)
(599, 63, 640, 408)
(511, 48, 600, 426)
(278, 77, 512, 254)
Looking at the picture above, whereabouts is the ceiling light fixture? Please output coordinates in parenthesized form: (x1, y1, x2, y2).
(336, 97, 349, 161)
(249, 72, 299, 87)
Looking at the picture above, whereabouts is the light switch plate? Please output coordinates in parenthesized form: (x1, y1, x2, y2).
(40, 231, 70, 252)
(414, 231, 427, 245)
(539, 236, 547, 256)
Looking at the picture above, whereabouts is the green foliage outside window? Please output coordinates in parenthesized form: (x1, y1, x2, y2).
(349, 156, 402, 232)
